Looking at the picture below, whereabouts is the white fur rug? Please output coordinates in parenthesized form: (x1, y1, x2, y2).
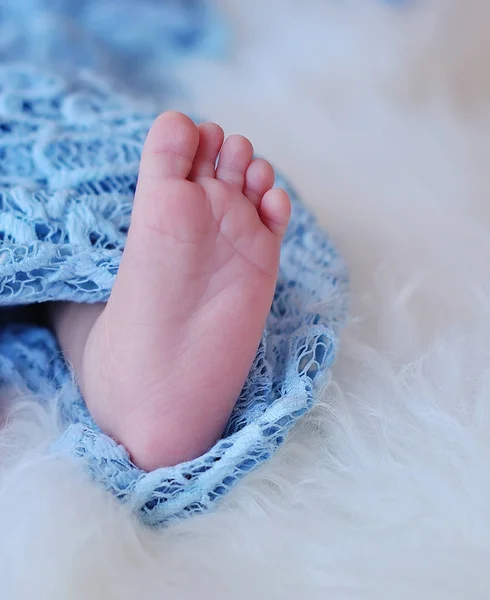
(2, 1, 490, 597)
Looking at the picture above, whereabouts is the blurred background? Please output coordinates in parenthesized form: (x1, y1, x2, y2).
(177, 0, 490, 343)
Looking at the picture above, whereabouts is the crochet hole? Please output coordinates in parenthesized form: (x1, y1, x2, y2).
(78, 280, 99, 292)
(35, 223, 51, 240)
(89, 232, 100, 246)
(144, 498, 160, 511)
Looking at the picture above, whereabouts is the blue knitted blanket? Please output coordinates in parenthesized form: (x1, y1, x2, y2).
(0, 2, 349, 527)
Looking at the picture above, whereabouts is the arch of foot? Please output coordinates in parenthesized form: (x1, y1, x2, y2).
(0, 68, 349, 526)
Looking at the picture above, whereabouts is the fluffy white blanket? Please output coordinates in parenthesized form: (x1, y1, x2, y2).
(2, 1, 490, 597)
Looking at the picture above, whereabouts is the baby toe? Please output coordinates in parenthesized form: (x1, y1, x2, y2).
(243, 158, 275, 207)
(215, 134, 253, 190)
(189, 122, 225, 181)
(259, 188, 291, 238)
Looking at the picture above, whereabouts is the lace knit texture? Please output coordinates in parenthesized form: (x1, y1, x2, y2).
(0, 67, 349, 526)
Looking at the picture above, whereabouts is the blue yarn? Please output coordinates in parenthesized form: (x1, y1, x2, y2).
(0, 2, 349, 527)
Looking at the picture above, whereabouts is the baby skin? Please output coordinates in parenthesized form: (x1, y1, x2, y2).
(51, 112, 291, 471)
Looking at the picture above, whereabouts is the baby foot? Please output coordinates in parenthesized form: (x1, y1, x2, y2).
(80, 112, 291, 470)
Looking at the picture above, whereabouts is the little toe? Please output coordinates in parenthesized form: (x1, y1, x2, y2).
(138, 111, 200, 183)
(215, 134, 254, 189)
(243, 158, 275, 207)
(259, 188, 292, 237)
(189, 122, 225, 181)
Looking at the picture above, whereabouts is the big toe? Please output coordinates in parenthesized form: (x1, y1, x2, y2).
(138, 111, 200, 183)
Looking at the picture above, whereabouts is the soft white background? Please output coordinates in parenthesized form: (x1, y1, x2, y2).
(2, 1, 490, 597)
